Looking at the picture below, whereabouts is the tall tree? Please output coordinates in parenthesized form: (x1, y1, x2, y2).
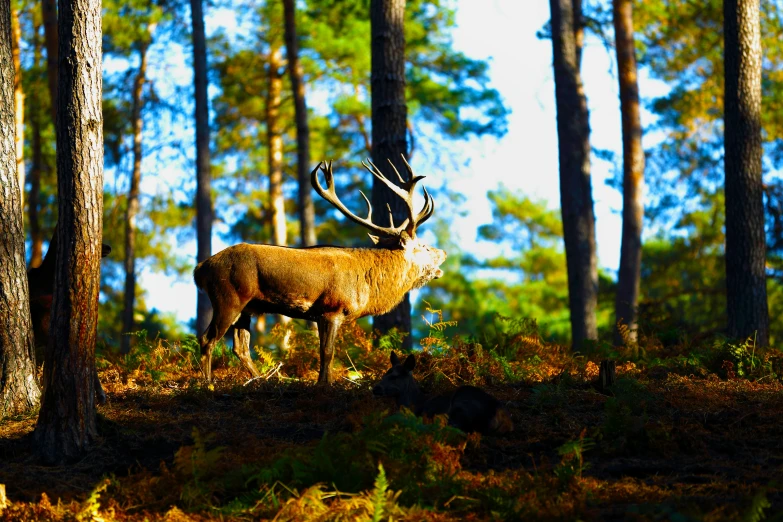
(612, 0, 644, 345)
(41, 0, 56, 122)
(370, 0, 412, 349)
(0, 0, 40, 418)
(191, 0, 213, 336)
(121, 29, 153, 354)
(11, 7, 23, 208)
(267, 45, 286, 249)
(723, 0, 768, 346)
(549, 0, 598, 349)
(28, 17, 45, 267)
(282, 0, 315, 247)
(33, 0, 104, 462)
(267, 43, 293, 343)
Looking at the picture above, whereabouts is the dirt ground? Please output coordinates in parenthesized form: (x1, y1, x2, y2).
(1, 339, 783, 521)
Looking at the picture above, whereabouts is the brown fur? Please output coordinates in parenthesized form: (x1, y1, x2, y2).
(194, 240, 446, 384)
(373, 352, 513, 435)
(195, 160, 446, 385)
(28, 224, 111, 403)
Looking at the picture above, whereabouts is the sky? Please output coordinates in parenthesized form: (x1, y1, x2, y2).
(138, 0, 669, 327)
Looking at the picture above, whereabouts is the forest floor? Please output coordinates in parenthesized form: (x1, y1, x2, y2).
(1, 320, 783, 521)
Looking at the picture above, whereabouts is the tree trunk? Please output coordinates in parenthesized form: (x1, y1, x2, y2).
(282, 0, 316, 247)
(29, 21, 44, 268)
(121, 42, 149, 355)
(724, 0, 768, 346)
(267, 46, 286, 248)
(267, 45, 292, 344)
(549, 0, 598, 350)
(34, 0, 104, 463)
(41, 0, 57, 123)
(191, 0, 213, 336)
(11, 8, 24, 211)
(0, 0, 41, 418)
(612, 0, 644, 346)
(370, 0, 412, 351)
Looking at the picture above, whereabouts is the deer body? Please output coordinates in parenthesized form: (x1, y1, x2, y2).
(195, 159, 446, 384)
(373, 352, 513, 434)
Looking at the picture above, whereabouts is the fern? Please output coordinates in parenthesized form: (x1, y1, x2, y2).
(76, 478, 110, 522)
(370, 463, 389, 522)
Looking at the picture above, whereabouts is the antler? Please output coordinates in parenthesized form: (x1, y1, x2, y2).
(311, 156, 435, 243)
(360, 155, 435, 238)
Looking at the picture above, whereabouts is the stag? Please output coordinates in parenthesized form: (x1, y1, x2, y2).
(372, 352, 513, 434)
(28, 224, 112, 403)
(194, 158, 446, 384)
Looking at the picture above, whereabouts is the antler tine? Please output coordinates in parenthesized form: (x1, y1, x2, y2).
(413, 186, 435, 231)
(361, 160, 411, 202)
(311, 160, 406, 241)
(386, 158, 407, 184)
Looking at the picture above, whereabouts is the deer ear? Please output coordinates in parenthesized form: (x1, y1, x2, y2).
(403, 354, 416, 371)
(390, 351, 400, 366)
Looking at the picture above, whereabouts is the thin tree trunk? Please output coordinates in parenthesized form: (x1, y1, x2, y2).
(370, 0, 412, 351)
(724, 0, 768, 346)
(34, 0, 104, 462)
(282, 0, 316, 247)
(0, 0, 41, 418)
(268, 46, 286, 248)
(191, 0, 213, 336)
(121, 42, 149, 355)
(29, 20, 44, 268)
(612, 0, 645, 346)
(41, 0, 57, 123)
(11, 8, 24, 211)
(267, 45, 292, 345)
(549, 0, 598, 349)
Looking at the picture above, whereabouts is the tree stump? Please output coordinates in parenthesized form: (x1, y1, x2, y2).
(598, 359, 616, 393)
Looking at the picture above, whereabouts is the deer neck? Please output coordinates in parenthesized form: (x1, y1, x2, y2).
(362, 248, 417, 315)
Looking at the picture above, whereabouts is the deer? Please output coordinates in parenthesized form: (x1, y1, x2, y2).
(28, 224, 112, 403)
(372, 351, 513, 435)
(194, 158, 447, 385)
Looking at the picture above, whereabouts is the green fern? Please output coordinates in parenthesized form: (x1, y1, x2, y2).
(370, 463, 389, 522)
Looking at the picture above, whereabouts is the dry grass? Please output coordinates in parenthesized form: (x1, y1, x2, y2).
(1, 324, 782, 521)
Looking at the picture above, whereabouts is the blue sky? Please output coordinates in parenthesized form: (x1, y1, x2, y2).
(138, 0, 668, 326)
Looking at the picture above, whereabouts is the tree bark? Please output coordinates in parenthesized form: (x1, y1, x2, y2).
(282, 0, 316, 247)
(34, 0, 104, 462)
(11, 8, 23, 211)
(191, 0, 213, 336)
(724, 0, 769, 346)
(0, 0, 41, 418)
(612, 0, 645, 346)
(267, 45, 292, 343)
(267, 46, 286, 248)
(121, 42, 149, 355)
(370, 0, 412, 351)
(41, 0, 58, 123)
(549, 0, 598, 350)
(29, 20, 44, 268)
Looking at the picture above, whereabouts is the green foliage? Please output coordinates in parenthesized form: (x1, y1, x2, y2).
(600, 378, 655, 453)
(248, 409, 466, 502)
(76, 479, 111, 522)
(554, 433, 594, 488)
(174, 428, 226, 509)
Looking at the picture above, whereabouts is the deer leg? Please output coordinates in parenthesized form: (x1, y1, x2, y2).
(316, 317, 342, 385)
(232, 313, 260, 378)
(199, 303, 241, 383)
